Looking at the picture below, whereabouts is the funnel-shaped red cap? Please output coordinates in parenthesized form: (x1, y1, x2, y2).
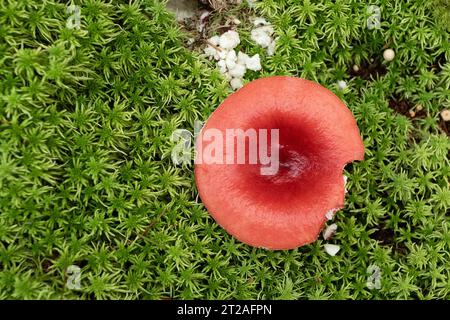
(195, 76, 364, 250)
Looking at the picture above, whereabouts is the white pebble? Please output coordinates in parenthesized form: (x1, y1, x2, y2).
(228, 63, 246, 78)
(225, 50, 237, 70)
(251, 29, 272, 48)
(253, 17, 269, 26)
(209, 35, 220, 46)
(258, 25, 274, 35)
(267, 40, 276, 56)
(218, 49, 227, 60)
(383, 48, 395, 61)
(324, 244, 340, 256)
(219, 30, 240, 50)
(323, 224, 338, 240)
(204, 45, 220, 60)
(230, 78, 243, 90)
(245, 54, 262, 71)
(217, 59, 227, 74)
(237, 51, 249, 65)
(337, 80, 347, 90)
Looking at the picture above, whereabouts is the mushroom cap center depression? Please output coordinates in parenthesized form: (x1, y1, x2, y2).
(230, 112, 337, 210)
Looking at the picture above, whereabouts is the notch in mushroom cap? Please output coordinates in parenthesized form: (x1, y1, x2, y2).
(194, 76, 364, 250)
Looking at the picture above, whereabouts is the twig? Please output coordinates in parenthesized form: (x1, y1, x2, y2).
(205, 39, 222, 51)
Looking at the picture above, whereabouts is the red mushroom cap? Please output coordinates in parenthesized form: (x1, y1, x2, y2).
(195, 76, 364, 250)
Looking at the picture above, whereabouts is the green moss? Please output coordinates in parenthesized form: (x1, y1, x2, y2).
(0, 0, 449, 299)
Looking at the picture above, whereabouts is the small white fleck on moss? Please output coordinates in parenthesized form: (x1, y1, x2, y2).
(441, 109, 450, 121)
(337, 80, 347, 90)
(324, 244, 340, 256)
(230, 78, 243, 90)
(323, 223, 338, 240)
(253, 17, 269, 26)
(225, 50, 237, 69)
(245, 54, 262, 71)
(219, 30, 240, 50)
(251, 28, 272, 48)
(383, 48, 395, 62)
(217, 59, 227, 74)
(218, 49, 227, 60)
(237, 51, 249, 65)
(267, 40, 276, 56)
(228, 63, 246, 78)
(325, 208, 338, 221)
(204, 45, 220, 60)
(209, 35, 220, 46)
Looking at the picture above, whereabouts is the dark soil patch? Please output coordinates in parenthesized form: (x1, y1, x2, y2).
(77, 259, 89, 268)
(408, 127, 424, 145)
(371, 225, 408, 255)
(395, 242, 408, 256)
(349, 58, 387, 80)
(429, 52, 446, 73)
(439, 117, 450, 136)
(41, 259, 53, 273)
(388, 95, 427, 119)
(41, 250, 60, 273)
(371, 226, 395, 245)
(389, 98, 410, 116)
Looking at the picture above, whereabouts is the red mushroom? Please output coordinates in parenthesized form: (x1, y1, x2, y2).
(194, 76, 364, 250)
